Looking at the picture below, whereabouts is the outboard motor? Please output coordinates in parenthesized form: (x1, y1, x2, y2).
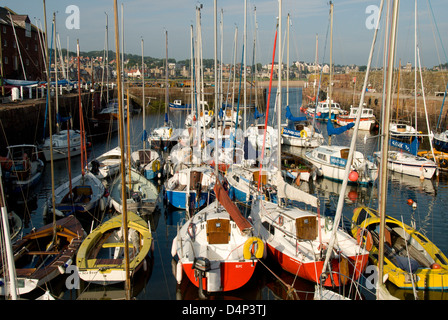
(192, 257, 210, 299)
(91, 160, 100, 175)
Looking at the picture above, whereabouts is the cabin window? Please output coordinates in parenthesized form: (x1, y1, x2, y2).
(317, 153, 327, 161)
(262, 222, 275, 236)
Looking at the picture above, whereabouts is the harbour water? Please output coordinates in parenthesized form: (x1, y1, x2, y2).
(8, 87, 448, 300)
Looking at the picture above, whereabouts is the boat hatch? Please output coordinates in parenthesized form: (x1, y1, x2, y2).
(138, 150, 153, 164)
(190, 171, 203, 190)
(253, 171, 267, 185)
(295, 216, 318, 240)
(340, 149, 350, 159)
(207, 218, 230, 244)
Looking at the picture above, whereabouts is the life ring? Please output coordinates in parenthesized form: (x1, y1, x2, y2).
(356, 228, 373, 251)
(152, 160, 161, 172)
(439, 158, 448, 169)
(300, 130, 307, 138)
(243, 237, 264, 260)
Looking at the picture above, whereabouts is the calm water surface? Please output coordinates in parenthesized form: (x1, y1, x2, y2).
(11, 88, 448, 300)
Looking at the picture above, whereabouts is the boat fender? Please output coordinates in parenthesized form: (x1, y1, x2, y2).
(243, 237, 264, 260)
(55, 209, 65, 217)
(208, 110, 214, 117)
(42, 202, 48, 218)
(431, 263, 441, 269)
(176, 260, 183, 284)
(100, 197, 106, 212)
(356, 228, 373, 251)
(169, 128, 173, 138)
(300, 130, 307, 138)
(152, 160, 161, 173)
(171, 236, 178, 257)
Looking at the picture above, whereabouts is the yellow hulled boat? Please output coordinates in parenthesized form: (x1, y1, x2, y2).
(76, 211, 153, 285)
(351, 206, 448, 291)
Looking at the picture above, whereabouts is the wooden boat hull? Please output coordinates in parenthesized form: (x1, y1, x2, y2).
(0, 215, 85, 296)
(76, 211, 153, 285)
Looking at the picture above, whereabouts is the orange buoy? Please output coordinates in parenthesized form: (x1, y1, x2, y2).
(431, 263, 441, 269)
(407, 199, 414, 205)
(348, 171, 359, 182)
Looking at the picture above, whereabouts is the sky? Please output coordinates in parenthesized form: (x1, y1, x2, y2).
(2, 0, 447, 67)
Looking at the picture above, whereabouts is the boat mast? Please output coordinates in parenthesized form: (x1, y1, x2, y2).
(0, 168, 18, 300)
(328, 1, 334, 146)
(142, 37, 146, 149)
(277, 0, 282, 172)
(214, 0, 219, 194)
(378, 0, 399, 298)
(320, 0, 385, 287)
(243, 0, 247, 133)
(42, 0, 57, 237)
(77, 40, 85, 179)
(165, 30, 169, 125)
(286, 13, 290, 109)
(113, 0, 131, 300)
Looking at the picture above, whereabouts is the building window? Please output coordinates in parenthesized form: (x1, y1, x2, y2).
(13, 42, 16, 48)
(3, 39, 6, 47)
(2, 26, 6, 33)
(25, 22, 31, 37)
(4, 57, 8, 65)
(26, 59, 29, 66)
(35, 44, 38, 52)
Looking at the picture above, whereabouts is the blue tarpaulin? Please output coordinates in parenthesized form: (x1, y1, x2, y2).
(327, 119, 354, 136)
(285, 106, 307, 122)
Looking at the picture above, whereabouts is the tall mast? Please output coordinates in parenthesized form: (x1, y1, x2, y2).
(286, 13, 290, 108)
(277, 0, 282, 170)
(141, 37, 146, 149)
(378, 0, 400, 297)
(165, 30, 169, 125)
(43, 0, 56, 237)
(113, 0, 131, 300)
(53, 13, 59, 134)
(0, 168, 18, 300)
(243, 0, 247, 132)
(105, 12, 109, 104)
(328, 1, 334, 146)
(214, 0, 219, 190)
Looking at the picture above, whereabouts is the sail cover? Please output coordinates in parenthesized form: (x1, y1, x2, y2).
(327, 119, 354, 136)
(214, 179, 252, 234)
(275, 171, 318, 208)
(286, 106, 307, 122)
